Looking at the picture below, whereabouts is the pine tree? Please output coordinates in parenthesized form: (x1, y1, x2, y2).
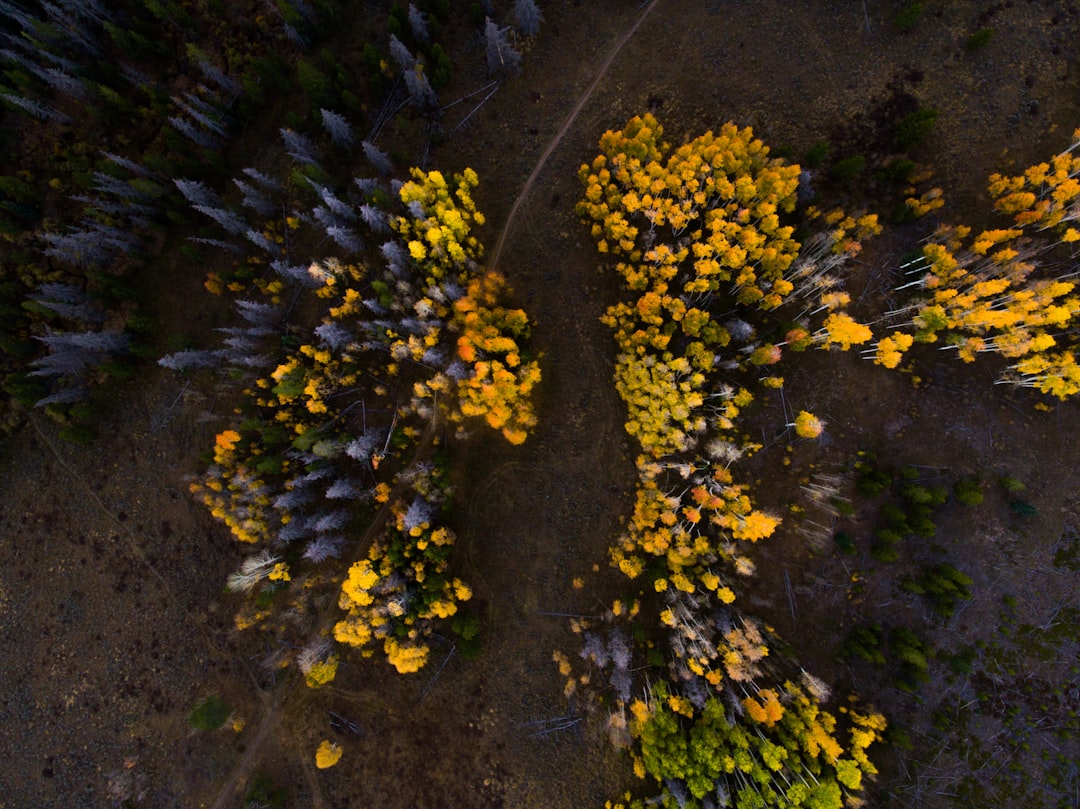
(174, 179, 222, 210)
(1, 92, 71, 123)
(41, 227, 108, 268)
(191, 204, 247, 236)
(157, 349, 223, 372)
(29, 329, 129, 393)
(168, 117, 215, 149)
(173, 90, 227, 137)
(241, 167, 283, 192)
(233, 180, 276, 217)
(189, 46, 241, 96)
(28, 283, 103, 324)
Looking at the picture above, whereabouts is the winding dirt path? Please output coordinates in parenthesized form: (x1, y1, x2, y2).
(207, 691, 281, 809)
(488, 0, 662, 273)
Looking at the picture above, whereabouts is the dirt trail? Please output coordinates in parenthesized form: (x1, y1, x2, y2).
(207, 692, 280, 809)
(488, 0, 662, 273)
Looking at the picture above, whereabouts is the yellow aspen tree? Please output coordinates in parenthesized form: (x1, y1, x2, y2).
(815, 313, 874, 351)
(792, 410, 825, 439)
(315, 740, 343, 769)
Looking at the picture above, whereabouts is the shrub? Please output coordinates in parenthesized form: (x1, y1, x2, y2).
(890, 627, 933, 691)
(878, 157, 916, 184)
(189, 694, 229, 730)
(965, 28, 994, 51)
(244, 774, 286, 808)
(856, 467, 892, 497)
(998, 476, 1026, 493)
(1009, 500, 1037, 516)
(894, 2, 923, 32)
(895, 109, 938, 149)
(841, 624, 887, 665)
(803, 141, 830, 168)
(830, 155, 866, 184)
(953, 478, 984, 506)
(833, 531, 857, 554)
(901, 563, 974, 618)
(900, 481, 948, 507)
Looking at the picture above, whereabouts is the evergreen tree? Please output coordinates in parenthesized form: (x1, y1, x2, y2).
(403, 65, 438, 109)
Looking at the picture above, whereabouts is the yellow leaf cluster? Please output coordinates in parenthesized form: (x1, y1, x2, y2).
(578, 114, 800, 307)
(392, 167, 485, 284)
(742, 688, 785, 727)
(872, 332, 914, 369)
(815, 313, 873, 351)
(303, 656, 339, 688)
(333, 497, 472, 673)
(192, 434, 280, 545)
(315, 740, 342, 769)
(792, 410, 824, 440)
(988, 129, 1080, 233)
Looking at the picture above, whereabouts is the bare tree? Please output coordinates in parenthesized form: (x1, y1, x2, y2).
(407, 3, 429, 42)
(361, 140, 394, 175)
(484, 18, 521, 77)
(512, 0, 543, 37)
(280, 128, 322, 167)
(388, 33, 415, 73)
(320, 108, 354, 148)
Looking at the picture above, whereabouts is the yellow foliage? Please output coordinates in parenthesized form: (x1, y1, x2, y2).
(793, 410, 824, 439)
(304, 656, 339, 688)
(315, 740, 342, 769)
(817, 313, 873, 351)
(732, 510, 780, 541)
(874, 332, 915, 369)
(890, 206, 1080, 396)
(667, 694, 695, 717)
(743, 688, 785, 727)
(383, 638, 428, 674)
(442, 271, 541, 444)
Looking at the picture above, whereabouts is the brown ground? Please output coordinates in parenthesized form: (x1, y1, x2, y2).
(1, 1, 1078, 807)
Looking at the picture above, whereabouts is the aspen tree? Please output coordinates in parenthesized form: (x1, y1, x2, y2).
(876, 132, 1080, 398)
